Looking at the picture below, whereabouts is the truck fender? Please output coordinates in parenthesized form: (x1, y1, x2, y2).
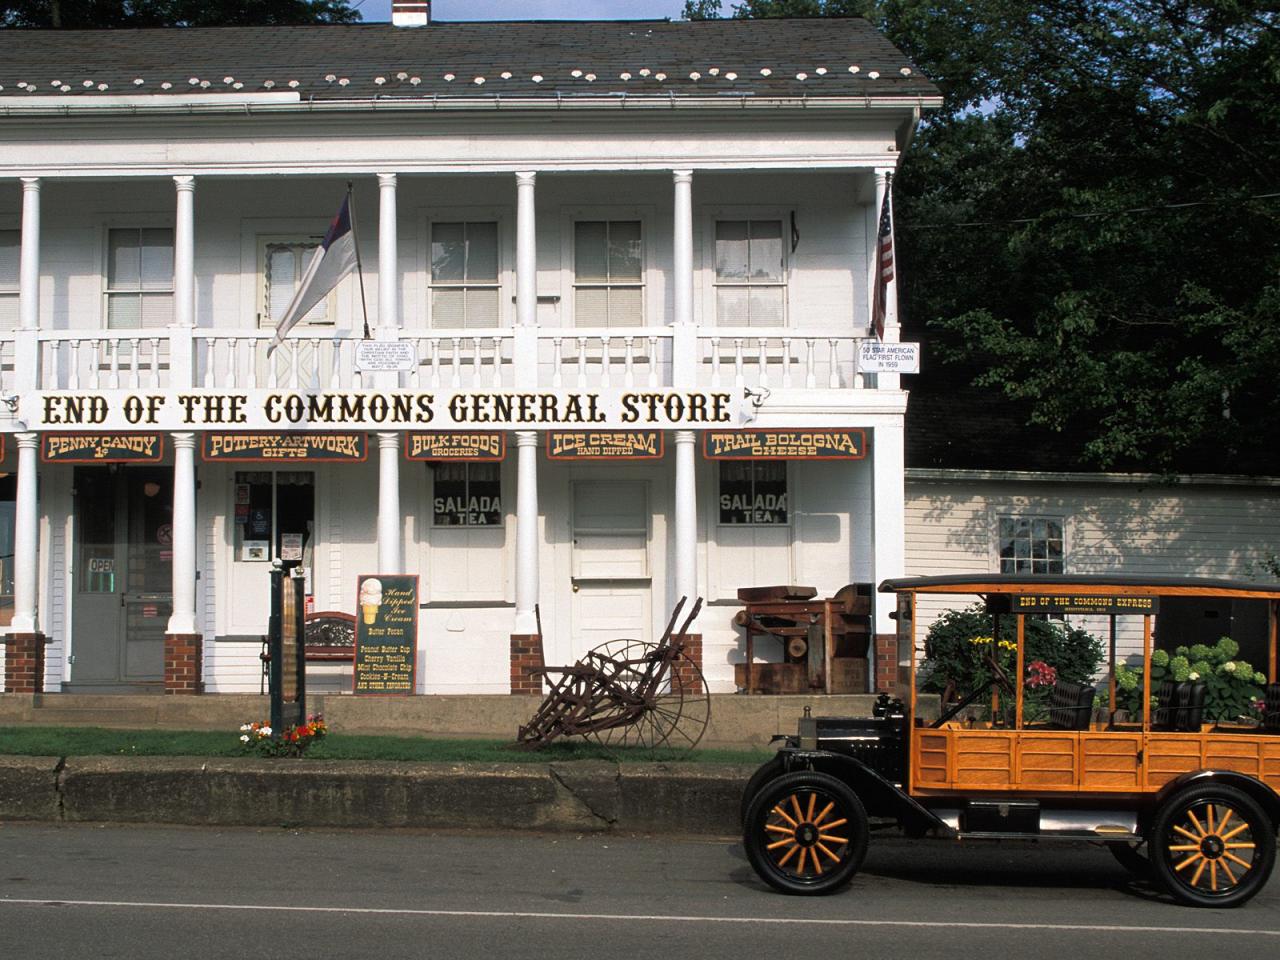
(1152, 769, 1280, 831)
(781, 749, 950, 837)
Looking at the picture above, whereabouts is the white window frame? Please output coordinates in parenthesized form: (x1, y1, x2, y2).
(420, 207, 511, 329)
(715, 460, 793, 528)
(0, 226, 18, 332)
(239, 218, 356, 332)
(701, 206, 790, 328)
(101, 221, 175, 330)
(561, 206, 653, 328)
(993, 511, 1068, 575)
(257, 234, 338, 330)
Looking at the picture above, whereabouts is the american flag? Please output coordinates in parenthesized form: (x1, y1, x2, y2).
(871, 175, 895, 340)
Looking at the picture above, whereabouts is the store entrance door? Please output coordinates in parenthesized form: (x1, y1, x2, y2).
(69, 466, 173, 689)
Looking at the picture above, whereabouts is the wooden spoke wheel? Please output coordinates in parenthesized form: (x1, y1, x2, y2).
(1151, 783, 1276, 907)
(584, 639, 711, 753)
(743, 771, 868, 895)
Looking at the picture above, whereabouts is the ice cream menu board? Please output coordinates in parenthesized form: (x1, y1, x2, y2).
(352, 574, 418, 695)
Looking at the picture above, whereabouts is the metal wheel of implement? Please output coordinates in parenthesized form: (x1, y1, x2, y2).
(1150, 783, 1276, 907)
(743, 771, 869, 895)
(584, 638, 711, 752)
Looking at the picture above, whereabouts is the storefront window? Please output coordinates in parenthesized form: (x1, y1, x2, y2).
(998, 515, 1065, 574)
(718, 461, 788, 525)
(234, 471, 315, 564)
(431, 463, 501, 526)
(0, 473, 15, 624)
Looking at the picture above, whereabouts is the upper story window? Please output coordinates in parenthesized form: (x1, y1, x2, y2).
(714, 219, 786, 326)
(574, 220, 643, 327)
(718, 461, 789, 525)
(0, 229, 17, 331)
(998, 516, 1065, 574)
(106, 227, 173, 329)
(429, 221, 500, 328)
(261, 238, 333, 328)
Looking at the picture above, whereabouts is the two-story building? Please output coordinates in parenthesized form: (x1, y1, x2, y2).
(0, 5, 940, 698)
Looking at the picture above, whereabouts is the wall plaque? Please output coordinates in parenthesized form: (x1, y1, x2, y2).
(703, 430, 867, 460)
(547, 431, 664, 459)
(41, 433, 164, 463)
(202, 432, 367, 462)
(404, 432, 505, 461)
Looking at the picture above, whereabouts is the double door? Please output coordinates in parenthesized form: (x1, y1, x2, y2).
(70, 466, 173, 688)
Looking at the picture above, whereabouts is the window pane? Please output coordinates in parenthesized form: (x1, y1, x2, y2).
(718, 460, 787, 525)
(715, 220, 749, 280)
(431, 222, 466, 283)
(753, 461, 788, 524)
(107, 293, 142, 330)
(138, 228, 173, 290)
(0, 230, 18, 287)
(466, 462, 502, 525)
(575, 222, 608, 282)
(718, 461, 753, 524)
(575, 287, 609, 326)
(608, 221, 642, 280)
(266, 247, 298, 324)
(431, 288, 466, 327)
(607, 286, 643, 326)
(747, 286, 784, 326)
(749, 220, 784, 280)
(717, 287, 749, 325)
(108, 229, 141, 287)
(0, 295, 17, 331)
(465, 222, 498, 281)
(140, 292, 173, 328)
(464, 288, 500, 328)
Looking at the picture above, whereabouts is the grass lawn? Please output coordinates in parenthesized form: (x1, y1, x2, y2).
(0, 726, 770, 765)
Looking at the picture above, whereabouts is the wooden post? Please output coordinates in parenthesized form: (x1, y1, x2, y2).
(823, 600, 833, 695)
(1142, 614, 1153, 731)
(1108, 614, 1117, 727)
(1270, 600, 1277, 685)
(1014, 614, 1025, 730)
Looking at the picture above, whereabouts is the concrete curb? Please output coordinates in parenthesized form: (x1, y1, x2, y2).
(0, 755, 756, 835)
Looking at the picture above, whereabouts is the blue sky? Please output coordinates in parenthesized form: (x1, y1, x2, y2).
(355, 1, 691, 21)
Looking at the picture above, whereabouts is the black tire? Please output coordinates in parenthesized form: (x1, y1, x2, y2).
(1150, 783, 1277, 907)
(1107, 840, 1153, 879)
(739, 756, 786, 827)
(743, 771, 868, 895)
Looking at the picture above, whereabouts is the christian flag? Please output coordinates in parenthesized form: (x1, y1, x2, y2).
(871, 176, 895, 340)
(268, 194, 359, 354)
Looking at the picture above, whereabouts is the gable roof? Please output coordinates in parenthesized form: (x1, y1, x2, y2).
(0, 19, 938, 105)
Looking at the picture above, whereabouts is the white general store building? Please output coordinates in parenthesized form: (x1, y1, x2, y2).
(0, 7, 940, 696)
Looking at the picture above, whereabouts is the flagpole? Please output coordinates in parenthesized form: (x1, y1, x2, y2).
(347, 180, 372, 340)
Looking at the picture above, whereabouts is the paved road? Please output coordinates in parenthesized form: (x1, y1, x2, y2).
(2, 823, 1277, 958)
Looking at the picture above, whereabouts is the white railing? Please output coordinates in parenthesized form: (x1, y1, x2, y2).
(197, 330, 366, 391)
(39, 330, 172, 391)
(696, 328, 865, 390)
(0, 332, 15, 396)
(410, 331, 514, 391)
(540, 327, 671, 390)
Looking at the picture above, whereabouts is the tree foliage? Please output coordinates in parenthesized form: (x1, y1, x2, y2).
(1, 0, 361, 28)
(687, 1, 1280, 474)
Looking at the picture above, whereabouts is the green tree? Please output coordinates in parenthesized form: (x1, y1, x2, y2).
(1, 0, 361, 28)
(687, 1, 1280, 474)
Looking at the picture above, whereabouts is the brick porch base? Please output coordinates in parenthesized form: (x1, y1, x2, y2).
(164, 633, 203, 694)
(874, 632, 899, 693)
(510, 633, 545, 695)
(4, 632, 49, 693)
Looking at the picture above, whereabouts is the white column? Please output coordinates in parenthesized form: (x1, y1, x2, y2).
(377, 432, 402, 572)
(19, 178, 40, 331)
(173, 176, 195, 328)
(11, 433, 40, 634)
(514, 431, 540, 634)
(166, 433, 198, 635)
(871, 420, 906, 638)
(872, 168, 901, 390)
(673, 430, 698, 607)
(515, 172, 537, 328)
(377, 173, 399, 331)
(673, 170, 694, 326)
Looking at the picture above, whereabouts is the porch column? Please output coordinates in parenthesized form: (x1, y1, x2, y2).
(377, 173, 399, 331)
(165, 432, 201, 693)
(871, 419, 906, 693)
(515, 172, 536, 328)
(514, 431, 539, 634)
(377, 432, 402, 572)
(671, 170, 696, 385)
(19, 178, 40, 331)
(4, 434, 46, 692)
(673, 430, 703, 689)
(173, 176, 195, 327)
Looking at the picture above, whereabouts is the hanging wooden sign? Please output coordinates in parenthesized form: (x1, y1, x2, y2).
(546, 431, 664, 460)
(41, 433, 165, 463)
(202, 432, 367, 462)
(404, 432, 505, 461)
(703, 430, 867, 460)
(1012, 594, 1160, 616)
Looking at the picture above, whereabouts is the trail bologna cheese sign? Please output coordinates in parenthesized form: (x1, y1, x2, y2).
(703, 430, 867, 460)
(547, 431, 663, 459)
(202, 433, 368, 462)
(41, 433, 164, 463)
(404, 432, 505, 461)
(33, 389, 738, 431)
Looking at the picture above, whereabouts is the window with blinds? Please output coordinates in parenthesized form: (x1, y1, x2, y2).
(714, 219, 786, 326)
(429, 221, 500, 328)
(0, 230, 17, 331)
(574, 220, 643, 327)
(105, 228, 174, 329)
(261, 239, 332, 328)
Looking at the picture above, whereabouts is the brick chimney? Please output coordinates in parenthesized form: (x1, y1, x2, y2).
(392, 1, 430, 27)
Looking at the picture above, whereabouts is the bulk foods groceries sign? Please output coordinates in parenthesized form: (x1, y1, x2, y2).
(34, 389, 738, 431)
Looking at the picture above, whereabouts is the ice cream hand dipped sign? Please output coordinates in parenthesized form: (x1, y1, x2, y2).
(353, 574, 418, 695)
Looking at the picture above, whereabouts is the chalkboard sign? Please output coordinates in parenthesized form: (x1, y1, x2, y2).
(353, 574, 418, 695)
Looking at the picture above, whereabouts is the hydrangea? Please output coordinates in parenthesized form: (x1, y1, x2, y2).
(1223, 661, 1237, 673)
(1188, 644, 1211, 662)
(1151, 649, 1170, 668)
(1188, 671, 1200, 681)
(1256, 671, 1269, 685)
(1191, 661, 1212, 679)
(1118, 669, 1139, 691)
(1170, 655, 1191, 682)
(1216, 636, 1240, 659)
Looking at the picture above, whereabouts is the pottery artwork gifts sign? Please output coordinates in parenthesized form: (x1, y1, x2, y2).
(353, 574, 418, 695)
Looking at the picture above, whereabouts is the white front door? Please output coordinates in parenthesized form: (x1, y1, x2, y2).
(569, 479, 651, 657)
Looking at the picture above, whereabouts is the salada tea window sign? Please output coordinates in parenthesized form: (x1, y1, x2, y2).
(431, 462, 501, 526)
(718, 460, 788, 525)
(353, 574, 418, 695)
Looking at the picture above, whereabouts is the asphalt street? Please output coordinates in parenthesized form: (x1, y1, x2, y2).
(2, 823, 1277, 959)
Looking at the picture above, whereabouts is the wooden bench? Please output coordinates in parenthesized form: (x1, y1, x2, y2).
(304, 610, 356, 662)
